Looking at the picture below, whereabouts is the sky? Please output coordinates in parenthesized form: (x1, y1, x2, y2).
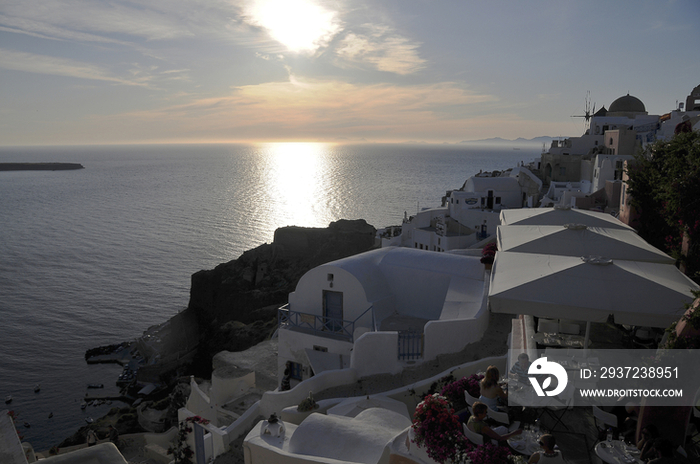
(1, 0, 699, 146)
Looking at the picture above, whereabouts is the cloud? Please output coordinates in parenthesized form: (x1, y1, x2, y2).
(83, 75, 497, 142)
(334, 24, 426, 75)
(0, 0, 199, 41)
(0, 48, 143, 85)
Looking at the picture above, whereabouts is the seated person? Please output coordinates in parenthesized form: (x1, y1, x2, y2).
(528, 434, 564, 463)
(479, 365, 507, 409)
(648, 437, 682, 463)
(636, 424, 660, 462)
(466, 402, 522, 442)
(509, 353, 530, 383)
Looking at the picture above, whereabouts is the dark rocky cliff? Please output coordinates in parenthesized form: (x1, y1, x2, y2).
(186, 219, 377, 375)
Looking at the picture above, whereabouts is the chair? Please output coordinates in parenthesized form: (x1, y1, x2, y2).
(486, 406, 518, 428)
(464, 390, 479, 407)
(463, 422, 484, 445)
(677, 445, 688, 458)
(541, 389, 574, 432)
(592, 405, 618, 437)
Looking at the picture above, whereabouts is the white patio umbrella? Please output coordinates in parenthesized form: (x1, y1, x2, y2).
(488, 252, 700, 345)
(326, 395, 410, 420)
(497, 224, 675, 264)
(500, 207, 635, 231)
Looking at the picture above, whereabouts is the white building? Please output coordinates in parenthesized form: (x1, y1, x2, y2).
(277, 247, 490, 387)
(244, 408, 411, 464)
(382, 167, 541, 252)
(541, 93, 660, 187)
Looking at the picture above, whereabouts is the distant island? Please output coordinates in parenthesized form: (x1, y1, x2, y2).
(0, 162, 84, 171)
(458, 136, 565, 146)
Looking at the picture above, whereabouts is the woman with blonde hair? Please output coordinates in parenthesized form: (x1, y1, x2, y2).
(479, 365, 507, 410)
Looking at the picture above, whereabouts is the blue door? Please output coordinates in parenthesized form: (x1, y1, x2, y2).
(323, 291, 343, 333)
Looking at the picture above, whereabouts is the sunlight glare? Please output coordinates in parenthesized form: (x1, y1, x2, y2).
(262, 142, 332, 228)
(247, 0, 340, 53)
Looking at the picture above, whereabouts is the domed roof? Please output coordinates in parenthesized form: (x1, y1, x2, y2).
(609, 94, 646, 114)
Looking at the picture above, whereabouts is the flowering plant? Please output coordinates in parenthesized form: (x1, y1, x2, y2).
(464, 373, 484, 399)
(411, 393, 472, 464)
(467, 442, 511, 464)
(168, 415, 210, 464)
(440, 376, 472, 411)
(480, 243, 497, 264)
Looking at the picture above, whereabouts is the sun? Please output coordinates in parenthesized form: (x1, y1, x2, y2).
(246, 0, 340, 53)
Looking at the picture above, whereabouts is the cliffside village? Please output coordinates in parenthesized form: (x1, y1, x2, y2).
(4, 84, 700, 464)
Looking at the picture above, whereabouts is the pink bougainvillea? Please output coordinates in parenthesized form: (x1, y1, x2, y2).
(411, 393, 472, 463)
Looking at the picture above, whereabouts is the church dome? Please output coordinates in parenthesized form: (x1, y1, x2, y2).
(609, 94, 646, 114)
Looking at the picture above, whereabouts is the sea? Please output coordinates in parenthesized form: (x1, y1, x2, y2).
(0, 142, 541, 451)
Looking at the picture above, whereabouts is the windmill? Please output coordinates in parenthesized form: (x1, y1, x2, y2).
(571, 91, 596, 132)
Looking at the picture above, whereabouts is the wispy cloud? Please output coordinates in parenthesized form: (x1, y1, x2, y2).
(0, 0, 198, 42)
(0, 48, 144, 85)
(85, 75, 496, 142)
(334, 24, 425, 75)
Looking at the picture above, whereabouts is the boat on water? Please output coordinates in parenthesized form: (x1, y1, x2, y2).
(85, 417, 94, 424)
(87, 383, 104, 389)
(4, 395, 11, 404)
(81, 402, 87, 409)
(34, 384, 41, 392)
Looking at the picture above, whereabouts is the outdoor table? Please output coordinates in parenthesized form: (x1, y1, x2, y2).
(508, 381, 565, 408)
(508, 380, 573, 432)
(532, 332, 585, 348)
(507, 429, 541, 456)
(594, 440, 643, 464)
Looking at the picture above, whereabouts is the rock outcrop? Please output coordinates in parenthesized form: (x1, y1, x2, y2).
(186, 219, 376, 375)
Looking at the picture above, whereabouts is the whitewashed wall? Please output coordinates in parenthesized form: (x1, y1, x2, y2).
(277, 329, 354, 383)
(260, 368, 359, 418)
(186, 376, 217, 424)
(288, 266, 370, 322)
(381, 266, 450, 321)
(211, 371, 255, 410)
(350, 331, 400, 377)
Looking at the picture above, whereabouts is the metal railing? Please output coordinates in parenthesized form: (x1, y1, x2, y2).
(398, 330, 424, 361)
(278, 305, 374, 342)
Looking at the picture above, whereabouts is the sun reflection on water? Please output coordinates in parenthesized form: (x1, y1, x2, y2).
(258, 142, 335, 231)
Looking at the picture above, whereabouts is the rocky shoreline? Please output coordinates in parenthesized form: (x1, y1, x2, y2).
(65, 219, 378, 449)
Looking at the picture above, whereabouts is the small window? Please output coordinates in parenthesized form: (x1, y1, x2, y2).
(327, 273, 334, 282)
(609, 137, 613, 145)
(559, 167, 566, 176)
(495, 197, 501, 204)
(438, 238, 441, 245)
(313, 345, 328, 352)
(456, 199, 459, 204)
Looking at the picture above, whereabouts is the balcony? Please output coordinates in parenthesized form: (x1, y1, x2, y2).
(278, 304, 374, 342)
